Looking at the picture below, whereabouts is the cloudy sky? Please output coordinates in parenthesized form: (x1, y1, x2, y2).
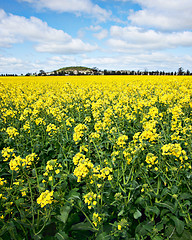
(1, 0, 192, 74)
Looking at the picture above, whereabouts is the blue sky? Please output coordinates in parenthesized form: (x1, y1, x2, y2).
(0, 0, 192, 74)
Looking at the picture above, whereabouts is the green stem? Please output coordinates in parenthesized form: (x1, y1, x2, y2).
(143, 172, 156, 195)
(125, 165, 134, 185)
(156, 176, 161, 196)
(22, 169, 35, 230)
(33, 163, 40, 190)
(34, 207, 51, 236)
(93, 141, 101, 163)
(64, 198, 98, 231)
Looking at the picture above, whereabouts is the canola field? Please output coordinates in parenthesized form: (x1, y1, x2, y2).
(0, 75, 192, 240)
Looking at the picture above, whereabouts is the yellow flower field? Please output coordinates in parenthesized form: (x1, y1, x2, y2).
(0, 75, 192, 239)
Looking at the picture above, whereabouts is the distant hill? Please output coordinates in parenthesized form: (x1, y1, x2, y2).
(57, 66, 94, 72)
(46, 66, 101, 76)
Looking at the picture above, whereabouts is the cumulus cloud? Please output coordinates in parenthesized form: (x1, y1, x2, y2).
(78, 25, 108, 40)
(89, 25, 102, 31)
(127, 0, 192, 31)
(0, 55, 37, 74)
(81, 52, 192, 71)
(18, 0, 111, 21)
(35, 40, 96, 54)
(0, 56, 23, 68)
(93, 29, 108, 40)
(108, 26, 192, 52)
(0, 54, 77, 74)
(0, 9, 97, 54)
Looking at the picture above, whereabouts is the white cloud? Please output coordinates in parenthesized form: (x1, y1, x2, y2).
(1, 52, 192, 74)
(46, 56, 78, 70)
(0, 56, 22, 68)
(0, 54, 76, 74)
(108, 26, 192, 52)
(0, 55, 37, 74)
(0, 9, 97, 54)
(35, 40, 97, 54)
(93, 29, 108, 40)
(18, 0, 111, 21)
(81, 52, 192, 71)
(78, 25, 108, 40)
(89, 25, 102, 31)
(127, 0, 192, 31)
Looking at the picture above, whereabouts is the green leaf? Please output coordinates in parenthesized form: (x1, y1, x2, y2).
(32, 168, 36, 177)
(145, 206, 160, 216)
(160, 209, 170, 217)
(134, 209, 142, 219)
(135, 197, 145, 205)
(171, 186, 178, 194)
(33, 234, 42, 240)
(178, 193, 192, 201)
(153, 236, 164, 240)
(15, 198, 24, 205)
(136, 221, 154, 235)
(96, 232, 110, 240)
(165, 224, 192, 240)
(143, 222, 154, 232)
(57, 154, 63, 159)
(118, 209, 124, 217)
(156, 222, 164, 232)
(67, 189, 80, 200)
(56, 205, 72, 225)
(55, 231, 69, 240)
(71, 222, 96, 232)
(155, 201, 174, 213)
(170, 216, 184, 235)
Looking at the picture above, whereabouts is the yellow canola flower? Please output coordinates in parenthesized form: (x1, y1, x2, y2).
(89, 132, 100, 142)
(73, 124, 87, 143)
(73, 157, 93, 182)
(80, 145, 89, 153)
(46, 123, 57, 136)
(9, 156, 23, 171)
(0, 178, 7, 186)
(92, 212, 102, 227)
(145, 153, 158, 167)
(93, 165, 113, 180)
(6, 127, 19, 139)
(118, 225, 122, 230)
(116, 135, 128, 148)
(1, 147, 15, 161)
(37, 190, 54, 208)
(73, 152, 85, 165)
(9, 153, 37, 171)
(162, 143, 182, 158)
(21, 191, 27, 197)
(84, 192, 99, 209)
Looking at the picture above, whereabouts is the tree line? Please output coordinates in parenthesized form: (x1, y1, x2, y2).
(0, 67, 191, 76)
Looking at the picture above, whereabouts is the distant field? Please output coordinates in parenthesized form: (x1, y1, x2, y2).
(0, 75, 192, 239)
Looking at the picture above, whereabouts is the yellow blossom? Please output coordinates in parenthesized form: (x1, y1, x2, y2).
(37, 190, 54, 208)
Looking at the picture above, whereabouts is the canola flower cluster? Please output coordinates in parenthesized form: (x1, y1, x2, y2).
(36, 190, 54, 208)
(83, 191, 101, 210)
(145, 153, 158, 170)
(73, 154, 93, 182)
(1, 147, 15, 162)
(73, 123, 87, 143)
(0, 75, 192, 239)
(6, 127, 19, 139)
(9, 153, 37, 171)
(43, 159, 62, 182)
